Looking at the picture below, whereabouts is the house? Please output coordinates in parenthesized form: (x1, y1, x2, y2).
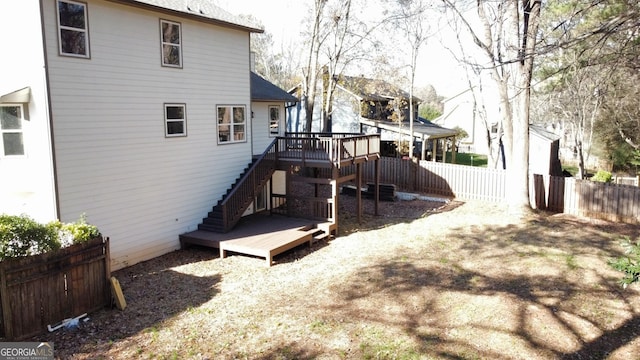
(288, 74, 458, 161)
(0, 0, 270, 270)
(434, 87, 500, 155)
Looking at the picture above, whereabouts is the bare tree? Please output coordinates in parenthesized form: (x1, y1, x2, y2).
(390, 0, 432, 159)
(301, 0, 329, 132)
(442, 0, 542, 212)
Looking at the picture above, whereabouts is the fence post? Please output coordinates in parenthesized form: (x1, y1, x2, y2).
(0, 262, 12, 339)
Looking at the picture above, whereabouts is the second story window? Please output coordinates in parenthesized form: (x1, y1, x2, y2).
(217, 106, 246, 143)
(269, 106, 280, 136)
(160, 19, 182, 67)
(56, 0, 90, 58)
(0, 105, 25, 156)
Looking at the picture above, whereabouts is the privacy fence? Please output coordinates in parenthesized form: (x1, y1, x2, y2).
(360, 157, 640, 225)
(0, 237, 111, 340)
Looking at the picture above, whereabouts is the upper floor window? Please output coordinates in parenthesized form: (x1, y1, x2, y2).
(0, 105, 25, 156)
(56, 0, 90, 58)
(160, 19, 182, 67)
(269, 106, 280, 136)
(164, 104, 187, 137)
(217, 106, 246, 143)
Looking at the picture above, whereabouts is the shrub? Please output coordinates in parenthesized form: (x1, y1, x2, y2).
(0, 214, 61, 260)
(609, 236, 640, 289)
(590, 170, 612, 183)
(48, 214, 101, 247)
(0, 214, 101, 261)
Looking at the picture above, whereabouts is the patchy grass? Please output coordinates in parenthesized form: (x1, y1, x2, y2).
(35, 198, 640, 359)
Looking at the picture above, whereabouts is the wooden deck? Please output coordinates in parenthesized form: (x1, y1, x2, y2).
(180, 214, 331, 266)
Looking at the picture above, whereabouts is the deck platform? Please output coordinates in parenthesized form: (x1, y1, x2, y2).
(180, 214, 331, 266)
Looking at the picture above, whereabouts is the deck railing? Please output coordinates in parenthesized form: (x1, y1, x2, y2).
(216, 133, 380, 232)
(278, 133, 380, 167)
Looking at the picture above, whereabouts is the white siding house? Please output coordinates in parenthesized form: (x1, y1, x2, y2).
(0, 1, 57, 223)
(0, 0, 263, 270)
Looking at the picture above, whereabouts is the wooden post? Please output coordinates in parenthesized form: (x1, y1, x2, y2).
(356, 162, 362, 224)
(375, 157, 380, 216)
(286, 166, 292, 217)
(451, 136, 457, 163)
(332, 179, 338, 231)
(432, 139, 437, 162)
(104, 237, 111, 306)
(0, 262, 13, 339)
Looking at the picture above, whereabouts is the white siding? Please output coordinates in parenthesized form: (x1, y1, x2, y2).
(0, 1, 57, 223)
(251, 101, 281, 156)
(42, 0, 254, 269)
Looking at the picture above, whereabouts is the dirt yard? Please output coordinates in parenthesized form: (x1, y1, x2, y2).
(35, 194, 640, 359)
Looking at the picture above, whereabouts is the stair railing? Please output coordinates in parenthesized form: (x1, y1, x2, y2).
(218, 139, 279, 232)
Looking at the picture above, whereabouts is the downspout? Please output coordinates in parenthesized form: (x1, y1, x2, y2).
(39, 0, 60, 220)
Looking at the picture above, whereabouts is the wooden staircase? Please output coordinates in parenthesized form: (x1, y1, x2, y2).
(198, 141, 277, 233)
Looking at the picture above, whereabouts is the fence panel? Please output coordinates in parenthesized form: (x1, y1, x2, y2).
(0, 237, 110, 340)
(360, 157, 639, 225)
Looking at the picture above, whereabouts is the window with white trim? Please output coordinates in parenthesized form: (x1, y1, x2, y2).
(160, 19, 182, 67)
(217, 105, 246, 143)
(164, 104, 187, 137)
(269, 105, 280, 136)
(0, 105, 25, 156)
(56, 0, 90, 58)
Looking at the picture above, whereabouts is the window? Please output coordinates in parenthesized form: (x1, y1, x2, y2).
(217, 106, 246, 143)
(0, 105, 25, 156)
(56, 0, 90, 58)
(269, 105, 280, 136)
(160, 20, 182, 67)
(164, 104, 186, 137)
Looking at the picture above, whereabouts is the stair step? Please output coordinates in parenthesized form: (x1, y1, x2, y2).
(198, 223, 224, 232)
(202, 217, 223, 225)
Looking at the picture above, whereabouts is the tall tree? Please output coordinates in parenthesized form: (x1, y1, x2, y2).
(301, 0, 329, 132)
(442, 0, 542, 212)
(536, 0, 640, 174)
(301, 0, 395, 133)
(390, 0, 432, 159)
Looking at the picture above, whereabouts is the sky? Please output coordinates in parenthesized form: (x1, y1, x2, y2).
(216, 0, 469, 98)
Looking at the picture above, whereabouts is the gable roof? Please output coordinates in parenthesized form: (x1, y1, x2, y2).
(121, 0, 263, 32)
(530, 124, 560, 142)
(337, 75, 422, 103)
(360, 117, 458, 140)
(250, 72, 298, 102)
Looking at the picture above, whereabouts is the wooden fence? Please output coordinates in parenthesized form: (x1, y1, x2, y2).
(0, 237, 111, 340)
(360, 157, 640, 224)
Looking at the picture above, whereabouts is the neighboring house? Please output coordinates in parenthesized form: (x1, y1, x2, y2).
(434, 87, 500, 155)
(0, 0, 266, 270)
(288, 75, 458, 160)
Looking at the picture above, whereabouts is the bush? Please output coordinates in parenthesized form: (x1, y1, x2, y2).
(0, 214, 61, 260)
(590, 170, 612, 183)
(49, 214, 101, 247)
(0, 214, 101, 261)
(609, 236, 640, 289)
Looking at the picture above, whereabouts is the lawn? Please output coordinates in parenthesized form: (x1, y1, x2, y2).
(447, 152, 488, 167)
(38, 197, 640, 359)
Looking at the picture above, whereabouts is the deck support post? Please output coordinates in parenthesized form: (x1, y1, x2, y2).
(332, 178, 338, 231)
(375, 157, 380, 216)
(356, 162, 362, 224)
